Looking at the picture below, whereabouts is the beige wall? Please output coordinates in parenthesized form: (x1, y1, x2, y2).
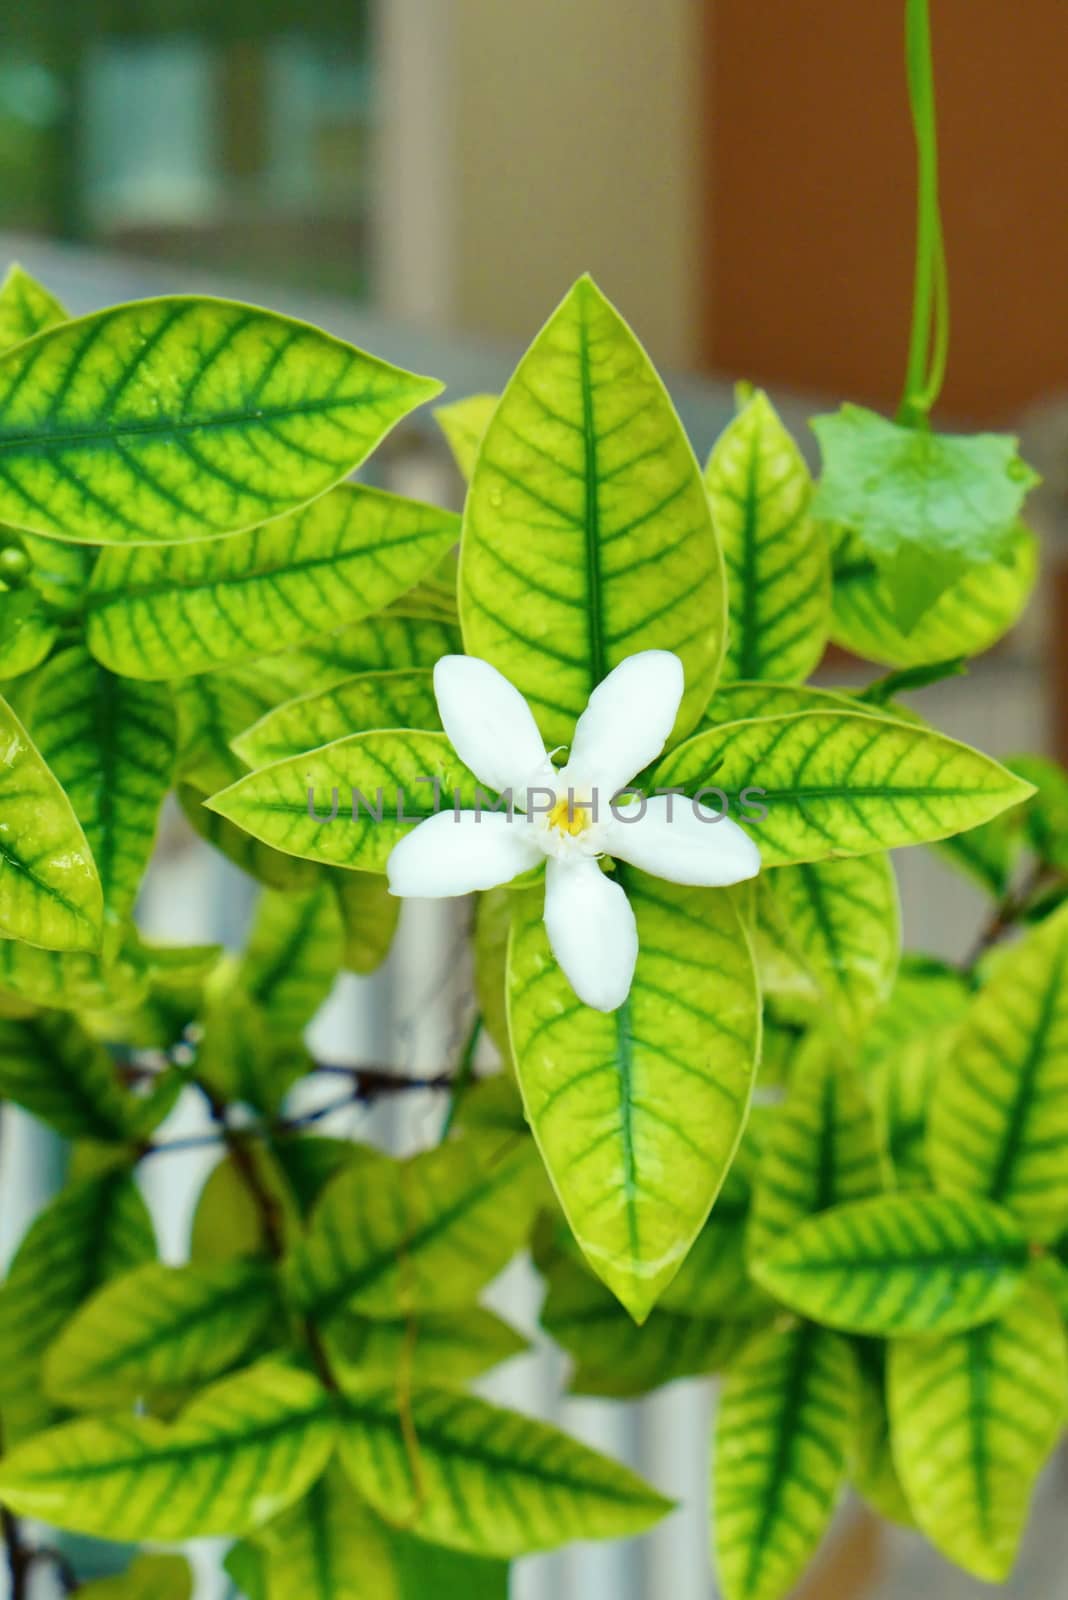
(448, 0, 704, 369)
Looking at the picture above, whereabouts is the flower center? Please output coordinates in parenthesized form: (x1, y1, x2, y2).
(548, 794, 593, 838)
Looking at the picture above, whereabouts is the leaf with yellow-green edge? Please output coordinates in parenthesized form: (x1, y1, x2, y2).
(706, 387, 830, 684)
(541, 1255, 758, 1398)
(0, 264, 66, 348)
(205, 729, 486, 874)
(0, 296, 440, 547)
(232, 668, 439, 769)
(935, 806, 1022, 896)
(0, 1360, 336, 1540)
(335, 1378, 672, 1555)
(830, 521, 1037, 667)
(508, 871, 760, 1322)
(0, 693, 102, 951)
(859, 953, 970, 1067)
(263, 614, 462, 701)
(700, 679, 882, 731)
(76, 1554, 192, 1600)
(196, 976, 311, 1113)
(0, 586, 57, 678)
(251, 1468, 402, 1600)
(87, 486, 458, 679)
(436, 393, 498, 479)
(0, 1009, 161, 1140)
(754, 1193, 1028, 1335)
(77, 938, 223, 1051)
(460, 275, 725, 748)
(850, 1340, 914, 1527)
(749, 882, 820, 1019)
(760, 855, 901, 1032)
(331, 867, 400, 974)
(928, 901, 1068, 1240)
(654, 711, 1034, 867)
(43, 1261, 280, 1409)
(889, 1283, 1067, 1581)
(748, 1037, 885, 1264)
(26, 644, 175, 925)
(452, 1073, 528, 1137)
(285, 1134, 542, 1321)
(324, 1306, 528, 1385)
(474, 886, 515, 1058)
(0, 1171, 155, 1439)
(178, 782, 321, 892)
(713, 1322, 856, 1600)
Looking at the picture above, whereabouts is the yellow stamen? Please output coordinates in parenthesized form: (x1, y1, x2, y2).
(548, 795, 591, 837)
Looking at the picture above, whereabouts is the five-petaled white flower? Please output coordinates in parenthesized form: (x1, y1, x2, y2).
(386, 650, 761, 1012)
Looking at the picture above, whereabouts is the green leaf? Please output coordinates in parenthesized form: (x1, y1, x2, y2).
(850, 1340, 913, 1527)
(713, 1323, 855, 1600)
(473, 887, 514, 1057)
(0, 297, 440, 546)
(178, 782, 321, 893)
(335, 1379, 672, 1555)
(224, 1542, 269, 1600)
(87, 486, 458, 678)
(325, 1307, 527, 1386)
(43, 1261, 280, 1408)
(0, 1360, 335, 1540)
(0, 1009, 161, 1139)
(27, 644, 175, 924)
(1011, 753, 1068, 870)
(759, 856, 900, 1031)
(233, 667, 439, 768)
(0, 1172, 155, 1437)
(830, 520, 1036, 667)
(701, 679, 879, 729)
(706, 388, 829, 683)
(173, 665, 285, 794)
(0, 586, 57, 679)
(888, 1284, 1067, 1580)
(0, 926, 147, 1011)
(0, 264, 66, 349)
(436, 393, 498, 479)
(390, 1531, 508, 1600)
(242, 883, 343, 1034)
(658, 1140, 770, 1320)
(812, 405, 1039, 626)
(754, 1193, 1028, 1335)
(459, 275, 725, 748)
(190, 1145, 300, 1266)
(263, 614, 462, 700)
(252, 1467, 402, 1600)
(206, 729, 484, 874)
(542, 1256, 757, 1397)
(285, 1135, 542, 1321)
(935, 807, 1021, 896)
(77, 1553, 193, 1600)
(0, 692, 103, 950)
(331, 867, 400, 974)
(654, 710, 1034, 868)
(748, 1038, 885, 1262)
(928, 902, 1068, 1240)
(388, 546, 459, 623)
(509, 872, 760, 1321)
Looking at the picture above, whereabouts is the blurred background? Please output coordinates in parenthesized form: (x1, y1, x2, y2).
(1, 2, 1068, 1597)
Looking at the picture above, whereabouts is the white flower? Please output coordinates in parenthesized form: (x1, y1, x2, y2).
(386, 651, 761, 1012)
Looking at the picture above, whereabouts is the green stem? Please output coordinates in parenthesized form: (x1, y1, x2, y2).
(899, 0, 948, 425)
(441, 1012, 484, 1138)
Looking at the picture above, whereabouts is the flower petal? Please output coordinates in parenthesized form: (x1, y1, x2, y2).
(565, 651, 685, 796)
(433, 655, 548, 795)
(603, 794, 761, 886)
(543, 857, 638, 1012)
(387, 810, 541, 898)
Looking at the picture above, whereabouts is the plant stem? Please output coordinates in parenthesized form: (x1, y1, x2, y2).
(1, 1506, 29, 1600)
(962, 861, 1058, 969)
(899, 0, 948, 425)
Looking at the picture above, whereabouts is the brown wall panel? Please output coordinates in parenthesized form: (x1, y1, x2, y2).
(706, 2, 1068, 422)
